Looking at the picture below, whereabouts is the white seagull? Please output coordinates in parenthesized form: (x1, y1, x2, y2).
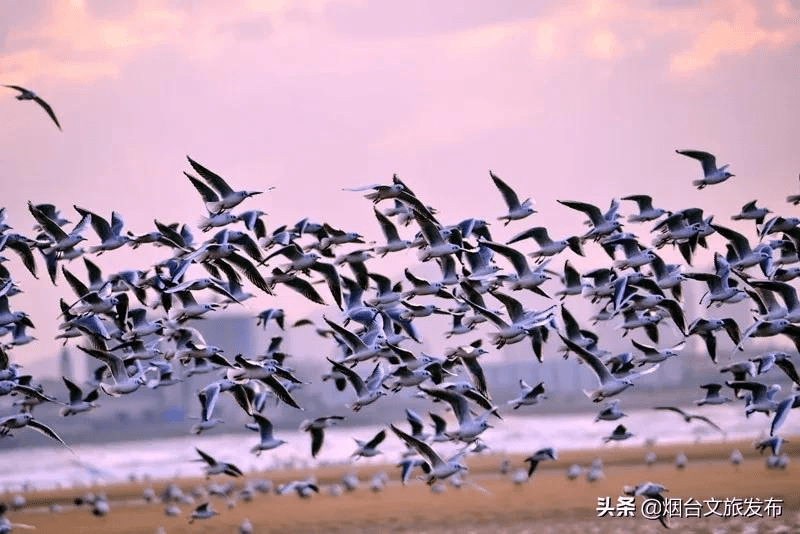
(676, 149, 734, 189)
(489, 170, 536, 225)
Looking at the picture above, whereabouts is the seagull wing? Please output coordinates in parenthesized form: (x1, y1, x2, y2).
(420, 386, 471, 424)
(365, 429, 387, 449)
(558, 335, 615, 384)
(27, 201, 68, 241)
(253, 413, 275, 440)
(480, 240, 529, 276)
(74, 206, 113, 242)
(278, 275, 326, 305)
(218, 252, 272, 295)
(187, 156, 234, 196)
(33, 95, 61, 130)
(558, 200, 604, 226)
(489, 170, 521, 209)
(326, 357, 366, 396)
(186, 173, 219, 204)
(195, 447, 217, 466)
(390, 424, 443, 467)
(62, 376, 84, 403)
(309, 426, 325, 458)
(27, 419, 70, 449)
(676, 149, 717, 175)
(308, 261, 342, 309)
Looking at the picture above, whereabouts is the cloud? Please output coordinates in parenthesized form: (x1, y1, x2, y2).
(586, 29, 619, 60)
(669, 0, 791, 73)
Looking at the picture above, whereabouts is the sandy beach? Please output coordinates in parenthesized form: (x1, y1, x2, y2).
(4, 438, 797, 533)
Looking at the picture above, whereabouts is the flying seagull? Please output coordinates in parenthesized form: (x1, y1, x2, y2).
(489, 170, 536, 225)
(675, 149, 734, 189)
(4, 85, 61, 130)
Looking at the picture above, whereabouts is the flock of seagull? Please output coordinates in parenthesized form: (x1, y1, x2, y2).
(1, 87, 800, 529)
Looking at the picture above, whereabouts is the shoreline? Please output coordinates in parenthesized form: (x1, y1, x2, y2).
(5, 438, 798, 534)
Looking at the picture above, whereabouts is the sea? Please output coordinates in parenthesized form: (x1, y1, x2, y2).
(1, 404, 796, 492)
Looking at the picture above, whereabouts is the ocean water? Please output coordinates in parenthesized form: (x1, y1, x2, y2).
(1, 404, 796, 492)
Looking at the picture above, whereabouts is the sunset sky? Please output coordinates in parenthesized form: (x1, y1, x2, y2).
(2, 0, 799, 377)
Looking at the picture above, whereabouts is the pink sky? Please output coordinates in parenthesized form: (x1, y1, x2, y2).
(1, 0, 799, 376)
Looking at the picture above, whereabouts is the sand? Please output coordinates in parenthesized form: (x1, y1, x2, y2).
(4, 439, 798, 533)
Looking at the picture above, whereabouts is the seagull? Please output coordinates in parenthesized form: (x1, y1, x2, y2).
(558, 199, 622, 241)
(507, 227, 583, 259)
(351, 429, 387, 460)
(787, 174, 800, 205)
(59, 376, 99, 416)
(372, 208, 411, 256)
(411, 209, 465, 262)
(186, 156, 264, 214)
(686, 317, 741, 363)
(726, 381, 781, 416)
(194, 447, 243, 478)
(755, 435, 785, 456)
(603, 423, 633, 443)
(631, 338, 685, 366)
(770, 393, 800, 436)
(4, 85, 61, 130)
(489, 170, 536, 225)
(675, 149, 734, 189)
(76, 346, 146, 397)
(246, 413, 287, 455)
(418, 386, 497, 443)
(506, 380, 546, 409)
(326, 358, 387, 411)
(731, 200, 771, 225)
(559, 335, 659, 402)
(621, 195, 668, 222)
(622, 482, 670, 528)
(299, 415, 345, 458)
(478, 240, 551, 293)
(73, 206, 130, 253)
(524, 447, 557, 478)
(402, 408, 431, 443)
(389, 424, 469, 485)
(256, 308, 285, 330)
(277, 479, 319, 498)
(695, 383, 732, 406)
(188, 502, 218, 524)
(595, 399, 626, 421)
(652, 406, 724, 433)
(191, 379, 247, 434)
(27, 202, 90, 255)
(397, 457, 428, 485)
(0, 413, 72, 451)
(429, 412, 450, 442)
